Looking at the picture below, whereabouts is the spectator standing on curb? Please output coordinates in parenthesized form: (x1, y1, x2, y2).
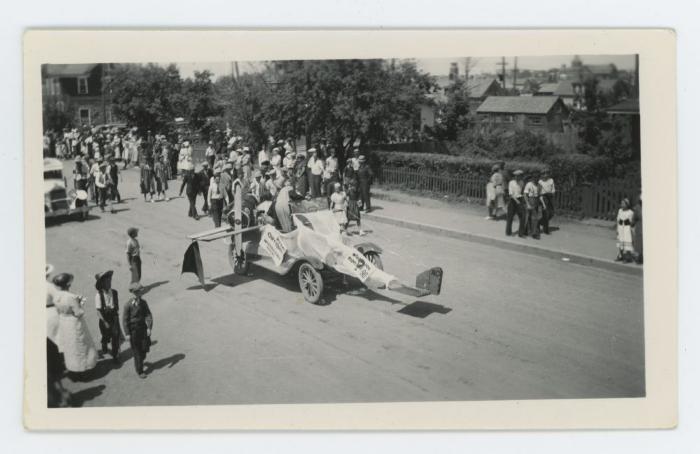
(505, 169, 526, 238)
(94, 270, 122, 364)
(123, 283, 153, 379)
(356, 155, 374, 212)
(94, 162, 111, 213)
(538, 169, 555, 234)
(486, 163, 505, 220)
(523, 175, 541, 240)
(330, 182, 349, 233)
(616, 198, 635, 263)
(632, 193, 643, 264)
(126, 227, 142, 284)
(307, 148, 324, 197)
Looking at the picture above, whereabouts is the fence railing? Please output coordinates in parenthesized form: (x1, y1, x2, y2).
(376, 167, 639, 221)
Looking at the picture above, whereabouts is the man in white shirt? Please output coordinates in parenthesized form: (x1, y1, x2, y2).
(506, 169, 526, 238)
(306, 148, 325, 197)
(538, 169, 556, 235)
(523, 175, 541, 239)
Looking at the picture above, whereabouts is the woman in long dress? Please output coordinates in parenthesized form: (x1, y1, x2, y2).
(616, 198, 635, 263)
(329, 182, 349, 233)
(52, 273, 98, 374)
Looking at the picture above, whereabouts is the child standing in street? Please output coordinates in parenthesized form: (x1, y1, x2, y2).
(126, 227, 142, 284)
(123, 283, 153, 379)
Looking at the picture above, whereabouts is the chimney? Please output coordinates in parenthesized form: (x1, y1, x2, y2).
(449, 62, 459, 81)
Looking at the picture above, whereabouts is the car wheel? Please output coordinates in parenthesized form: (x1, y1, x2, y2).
(228, 243, 249, 275)
(298, 262, 324, 304)
(363, 251, 383, 270)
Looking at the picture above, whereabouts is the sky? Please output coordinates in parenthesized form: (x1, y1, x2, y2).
(174, 55, 636, 80)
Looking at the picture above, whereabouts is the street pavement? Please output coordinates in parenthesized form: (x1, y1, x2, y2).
(45, 162, 645, 407)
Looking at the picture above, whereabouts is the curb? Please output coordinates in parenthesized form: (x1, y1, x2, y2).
(364, 212, 643, 277)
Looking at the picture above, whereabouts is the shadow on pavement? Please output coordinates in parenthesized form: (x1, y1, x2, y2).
(141, 280, 169, 294)
(145, 353, 186, 376)
(70, 384, 106, 407)
(186, 282, 219, 292)
(397, 301, 452, 318)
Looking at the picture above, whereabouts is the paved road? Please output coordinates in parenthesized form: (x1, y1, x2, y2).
(45, 163, 645, 406)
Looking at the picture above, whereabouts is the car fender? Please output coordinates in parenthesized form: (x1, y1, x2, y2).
(354, 242, 383, 255)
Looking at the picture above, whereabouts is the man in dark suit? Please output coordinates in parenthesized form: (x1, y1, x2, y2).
(356, 155, 374, 212)
(122, 283, 153, 379)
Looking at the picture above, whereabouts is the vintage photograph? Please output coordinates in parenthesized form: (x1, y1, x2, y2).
(39, 53, 646, 409)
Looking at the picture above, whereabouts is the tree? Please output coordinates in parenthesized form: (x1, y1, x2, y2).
(215, 72, 273, 147)
(432, 78, 471, 141)
(181, 70, 221, 134)
(109, 63, 184, 134)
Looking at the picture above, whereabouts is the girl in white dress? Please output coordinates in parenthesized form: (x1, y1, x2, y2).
(329, 182, 348, 232)
(616, 198, 635, 263)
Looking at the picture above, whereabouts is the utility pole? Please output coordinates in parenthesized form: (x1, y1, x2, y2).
(512, 57, 518, 94)
(497, 57, 508, 90)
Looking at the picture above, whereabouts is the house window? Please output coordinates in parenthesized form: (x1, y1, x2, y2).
(503, 115, 515, 123)
(78, 77, 89, 95)
(528, 115, 544, 126)
(79, 108, 90, 125)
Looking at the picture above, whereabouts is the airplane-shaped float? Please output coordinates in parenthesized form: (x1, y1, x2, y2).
(182, 179, 443, 304)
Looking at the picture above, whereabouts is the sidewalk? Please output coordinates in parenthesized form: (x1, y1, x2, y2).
(365, 188, 642, 275)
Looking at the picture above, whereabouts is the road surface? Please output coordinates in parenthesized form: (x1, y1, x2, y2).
(45, 163, 645, 406)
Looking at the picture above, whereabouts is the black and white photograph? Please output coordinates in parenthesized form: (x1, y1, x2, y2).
(40, 53, 646, 408)
(20, 28, 678, 432)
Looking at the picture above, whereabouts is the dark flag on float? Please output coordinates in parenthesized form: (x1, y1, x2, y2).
(182, 241, 205, 287)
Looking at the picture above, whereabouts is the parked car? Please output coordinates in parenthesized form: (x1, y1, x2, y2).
(44, 158, 91, 221)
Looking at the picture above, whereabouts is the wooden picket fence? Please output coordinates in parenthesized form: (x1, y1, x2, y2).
(376, 167, 639, 221)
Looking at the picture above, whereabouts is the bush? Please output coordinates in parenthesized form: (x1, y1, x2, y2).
(371, 150, 615, 186)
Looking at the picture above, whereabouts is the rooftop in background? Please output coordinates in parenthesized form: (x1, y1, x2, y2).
(606, 98, 640, 115)
(476, 96, 565, 114)
(43, 64, 98, 77)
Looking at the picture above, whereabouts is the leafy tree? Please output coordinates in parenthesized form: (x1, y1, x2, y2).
(181, 70, 222, 134)
(432, 78, 471, 141)
(109, 63, 184, 134)
(215, 72, 272, 147)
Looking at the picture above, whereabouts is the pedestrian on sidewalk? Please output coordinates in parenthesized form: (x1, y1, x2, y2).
(486, 163, 505, 220)
(123, 283, 153, 379)
(307, 148, 324, 198)
(632, 193, 643, 264)
(505, 170, 526, 238)
(357, 155, 374, 212)
(94, 270, 122, 364)
(179, 169, 200, 220)
(616, 198, 635, 263)
(126, 227, 142, 284)
(523, 175, 541, 239)
(538, 169, 555, 234)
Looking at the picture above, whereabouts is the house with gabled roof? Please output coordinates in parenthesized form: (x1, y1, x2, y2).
(42, 63, 119, 128)
(476, 96, 570, 133)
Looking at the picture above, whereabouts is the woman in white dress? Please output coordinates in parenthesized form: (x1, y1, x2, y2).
(52, 273, 98, 374)
(616, 198, 635, 263)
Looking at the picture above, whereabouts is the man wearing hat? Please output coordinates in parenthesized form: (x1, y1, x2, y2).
(220, 162, 234, 201)
(356, 155, 374, 212)
(198, 162, 213, 214)
(179, 169, 200, 220)
(506, 170, 526, 238)
(249, 169, 264, 202)
(94, 270, 121, 363)
(205, 141, 216, 168)
(122, 283, 153, 379)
